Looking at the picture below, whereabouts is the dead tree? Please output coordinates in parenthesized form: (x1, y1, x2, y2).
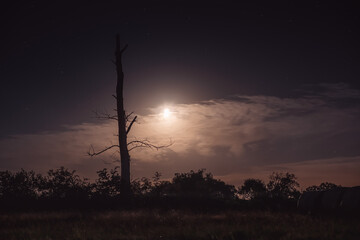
(115, 34, 131, 196)
(88, 35, 171, 198)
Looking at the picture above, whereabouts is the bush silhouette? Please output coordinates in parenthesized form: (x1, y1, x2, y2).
(39, 167, 91, 204)
(239, 178, 267, 200)
(94, 167, 122, 198)
(0, 167, 315, 211)
(267, 172, 300, 200)
(0, 169, 40, 199)
(305, 182, 340, 192)
(153, 169, 237, 201)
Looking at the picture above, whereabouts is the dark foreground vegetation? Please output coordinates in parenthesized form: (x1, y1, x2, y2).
(1, 168, 359, 239)
(0, 167, 303, 211)
(1, 209, 359, 240)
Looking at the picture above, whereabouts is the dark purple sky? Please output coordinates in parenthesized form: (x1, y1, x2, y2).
(1, 1, 359, 187)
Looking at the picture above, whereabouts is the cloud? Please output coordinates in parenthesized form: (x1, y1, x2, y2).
(1, 83, 359, 187)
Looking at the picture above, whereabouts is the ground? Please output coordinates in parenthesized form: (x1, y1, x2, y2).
(0, 210, 359, 240)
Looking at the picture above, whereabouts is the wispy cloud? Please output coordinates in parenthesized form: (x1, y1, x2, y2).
(1, 83, 359, 187)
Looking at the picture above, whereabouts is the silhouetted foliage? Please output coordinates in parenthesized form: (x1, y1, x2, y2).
(0, 167, 331, 211)
(40, 167, 91, 201)
(94, 167, 121, 198)
(131, 172, 167, 200)
(239, 178, 267, 200)
(237, 173, 302, 210)
(132, 177, 153, 196)
(154, 169, 237, 201)
(305, 182, 341, 192)
(0, 169, 40, 201)
(267, 172, 300, 200)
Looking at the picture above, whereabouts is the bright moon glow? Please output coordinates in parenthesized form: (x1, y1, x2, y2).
(163, 108, 170, 119)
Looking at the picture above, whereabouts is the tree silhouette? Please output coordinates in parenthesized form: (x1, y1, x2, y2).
(305, 182, 340, 192)
(0, 169, 39, 201)
(114, 34, 132, 196)
(88, 35, 171, 198)
(94, 167, 121, 198)
(41, 167, 91, 201)
(239, 178, 267, 200)
(153, 169, 237, 200)
(87, 35, 133, 197)
(267, 172, 300, 200)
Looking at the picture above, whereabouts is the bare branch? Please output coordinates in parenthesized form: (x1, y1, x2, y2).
(127, 139, 173, 152)
(126, 116, 137, 134)
(125, 112, 134, 122)
(87, 144, 119, 156)
(93, 110, 118, 121)
(120, 44, 128, 54)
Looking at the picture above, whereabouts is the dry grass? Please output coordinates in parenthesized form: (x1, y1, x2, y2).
(0, 210, 359, 240)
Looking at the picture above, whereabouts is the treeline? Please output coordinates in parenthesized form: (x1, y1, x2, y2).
(0, 167, 339, 211)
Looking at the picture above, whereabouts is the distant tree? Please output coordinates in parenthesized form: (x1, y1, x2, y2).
(41, 167, 91, 200)
(131, 172, 166, 197)
(155, 169, 237, 200)
(239, 178, 267, 200)
(131, 177, 153, 196)
(94, 167, 122, 198)
(267, 172, 300, 199)
(0, 169, 40, 200)
(305, 182, 340, 192)
(152, 171, 162, 187)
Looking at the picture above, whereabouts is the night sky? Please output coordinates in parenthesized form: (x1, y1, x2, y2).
(1, 1, 359, 187)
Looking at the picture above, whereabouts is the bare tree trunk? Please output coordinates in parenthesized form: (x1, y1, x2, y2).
(88, 35, 171, 197)
(115, 35, 131, 197)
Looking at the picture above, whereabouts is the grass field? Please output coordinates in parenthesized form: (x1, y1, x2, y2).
(0, 210, 359, 240)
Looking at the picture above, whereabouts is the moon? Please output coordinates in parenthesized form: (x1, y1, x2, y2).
(163, 108, 170, 119)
